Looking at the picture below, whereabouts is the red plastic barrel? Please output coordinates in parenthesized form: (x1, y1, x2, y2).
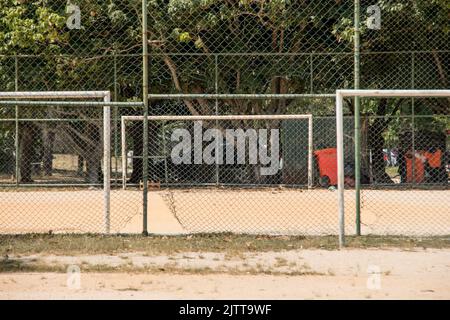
(314, 148, 338, 186)
(405, 152, 425, 183)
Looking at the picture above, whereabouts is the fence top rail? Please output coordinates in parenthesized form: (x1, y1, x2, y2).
(0, 49, 449, 58)
(337, 89, 450, 98)
(0, 100, 144, 107)
(123, 114, 313, 121)
(148, 94, 335, 100)
(0, 91, 110, 99)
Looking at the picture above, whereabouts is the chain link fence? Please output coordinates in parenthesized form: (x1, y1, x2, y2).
(0, 1, 448, 236)
(120, 97, 357, 235)
(0, 93, 144, 234)
(356, 97, 449, 236)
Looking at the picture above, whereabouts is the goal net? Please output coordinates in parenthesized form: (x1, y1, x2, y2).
(120, 113, 343, 235)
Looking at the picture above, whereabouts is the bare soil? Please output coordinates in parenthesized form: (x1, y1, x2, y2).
(1, 248, 449, 300)
(0, 189, 449, 235)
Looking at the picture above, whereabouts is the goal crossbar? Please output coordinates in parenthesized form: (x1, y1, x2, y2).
(121, 114, 314, 190)
(336, 89, 450, 248)
(0, 91, 110, 99)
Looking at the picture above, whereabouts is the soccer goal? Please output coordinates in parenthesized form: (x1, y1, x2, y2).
(0, 91, 112, 233)
(121, 114, 314, 191)
(336, 90, 450, 247)
(119, 113, 322, 235)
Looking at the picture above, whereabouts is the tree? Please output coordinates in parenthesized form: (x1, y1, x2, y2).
(0, 0, 447, 185)
(147, 0, 353, 114)
(0, 0, 142, 183)
(143, 0, 355, 183)
(336, 0, 449, 183)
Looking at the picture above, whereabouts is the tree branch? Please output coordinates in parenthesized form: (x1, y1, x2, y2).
(161, 54, 200, 116)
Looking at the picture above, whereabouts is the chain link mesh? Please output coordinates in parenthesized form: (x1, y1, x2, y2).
(355, 97, 449, 236)
(0, 1, 448, 236)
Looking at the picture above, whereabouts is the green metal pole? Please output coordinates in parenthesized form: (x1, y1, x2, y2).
(310, 53, 314, 94)
(354, 0, 362, 236)
(14, 56, 19, 186)
(142, 0, 149, 235)
(162, 125, 169, 184)
(215, 54, 219, 185)
(411, 52, 415, 188)
(114, 54, 119, 187)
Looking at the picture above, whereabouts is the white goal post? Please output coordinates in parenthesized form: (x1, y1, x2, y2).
(0, 91, 111, 234)
(121, 114, 314, 190)
(336, 89, 450, 248)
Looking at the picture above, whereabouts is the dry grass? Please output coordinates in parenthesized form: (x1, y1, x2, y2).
(1, 233, 449, 258)
(0, 257, 325, 276)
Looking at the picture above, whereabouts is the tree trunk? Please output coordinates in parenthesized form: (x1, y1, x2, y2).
(83, 123, 102, 184)
(19, 123, 36, 183)
(42, 127, 55, 176)
(77, 156, 84, 176)
(85, 155, 102, 184)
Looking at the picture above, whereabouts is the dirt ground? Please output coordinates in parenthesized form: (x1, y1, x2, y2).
(1, 248, 449, 299)
(0, 188, 449, 235)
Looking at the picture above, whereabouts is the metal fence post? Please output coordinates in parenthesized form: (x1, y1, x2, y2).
(103, 92, 111, 234)
(142, 0, 150, 235)
(411, 52, 415, 187)
(14, 56, 19, 186)
(121, 117, 127, 189)
(310, 53, 314, 94)
(336, 91, 346, 248)
(354, 0, 362, 236)
(162, 124, 169, 184)
(308, 115, 314, 189)
(215, 54, 219, 185)
(113, 54, 119, 187)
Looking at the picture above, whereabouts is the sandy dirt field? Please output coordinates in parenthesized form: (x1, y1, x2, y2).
(0, 189, 450, 235)
(0, 189, 449, 235)
(1, 248, 449, 299)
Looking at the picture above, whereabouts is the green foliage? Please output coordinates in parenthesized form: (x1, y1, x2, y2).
(0, 0, 447, 106)
(0, 0, 447, 182)
(0, 0, 66, 54)
(0, 124, 14, 174)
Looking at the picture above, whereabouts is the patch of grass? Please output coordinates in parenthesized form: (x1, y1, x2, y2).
(0, 233, 449, 257)
(224, 251, 245, 260)
(0, 258, 24, 272)
(0, 258, 65, 273)
(116, 287, 141, 292)
(274, 257, 288, 268)
(0, 257, 325, 276)
(327, 268, 336, 276)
